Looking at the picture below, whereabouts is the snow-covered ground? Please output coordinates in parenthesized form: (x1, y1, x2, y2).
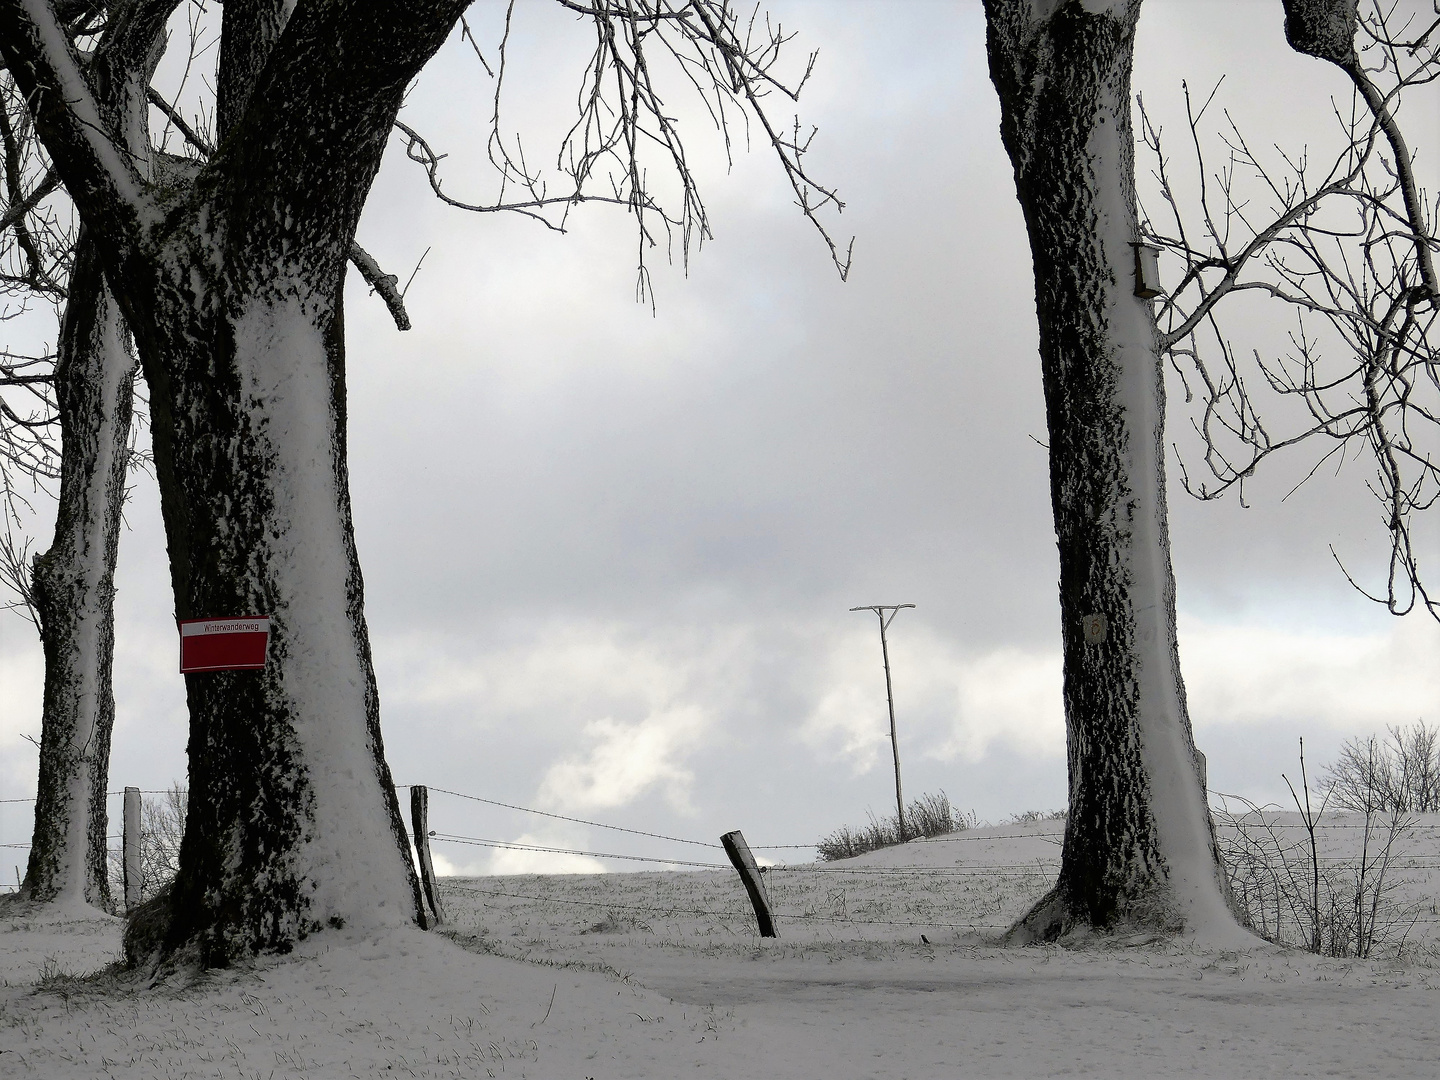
(2, 817, 1437, 1078)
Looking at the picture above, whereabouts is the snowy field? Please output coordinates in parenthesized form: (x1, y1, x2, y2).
(2, 816, 1437, 1079)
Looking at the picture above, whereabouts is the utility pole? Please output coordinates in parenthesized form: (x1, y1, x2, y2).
(850, 603, 915, 841)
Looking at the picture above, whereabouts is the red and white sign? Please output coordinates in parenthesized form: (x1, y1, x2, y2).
(179, 616, 271, 673)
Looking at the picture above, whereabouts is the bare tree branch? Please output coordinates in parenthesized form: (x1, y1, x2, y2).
(397, 0, 851, 306)
(1139, 0, 1439, 619)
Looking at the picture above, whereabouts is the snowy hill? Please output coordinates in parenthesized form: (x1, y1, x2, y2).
(1, 816, 1436, 1078)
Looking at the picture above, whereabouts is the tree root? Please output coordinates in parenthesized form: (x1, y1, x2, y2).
(1006, 883, 1186, 946)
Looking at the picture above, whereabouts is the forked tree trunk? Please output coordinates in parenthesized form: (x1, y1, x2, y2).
(984, 0, 1239, 940)
(0, 0, 471, 965)
(115, 2, 467, 966)
(20, 234, 133, 911)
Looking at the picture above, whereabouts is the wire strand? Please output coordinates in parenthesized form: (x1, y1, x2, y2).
(424, 787, 722, 849)
(431, 834, 731, 870)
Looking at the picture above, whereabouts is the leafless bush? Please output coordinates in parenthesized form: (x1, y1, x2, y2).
(107, 784, 186, 908)
(816, 791, 969, 861)
(1214, 739, 1421, 958)
(1324, 720, 1440, 813)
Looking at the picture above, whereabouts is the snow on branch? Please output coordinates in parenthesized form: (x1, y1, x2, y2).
(0, 0, 158, 262)
(145, 86, 415, 332)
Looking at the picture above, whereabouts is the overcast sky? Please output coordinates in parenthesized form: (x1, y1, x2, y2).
(2, 0, 1437, 878)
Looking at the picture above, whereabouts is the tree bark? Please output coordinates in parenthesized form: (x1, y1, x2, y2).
(1, 0, 470, 964)
(15, 0, 167, 911)
(984, 0, 1238, 940)
(20, 232, 133, 911)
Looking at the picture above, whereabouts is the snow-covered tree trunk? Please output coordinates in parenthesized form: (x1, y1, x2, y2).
(0, 0, 471, 964)
(20, 234, 133, 911)
(984, 0, 1238, 940)
(16, 0, 166, 911)
(144, 260, 424, 962)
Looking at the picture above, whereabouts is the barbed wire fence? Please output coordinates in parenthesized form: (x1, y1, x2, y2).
(3, 784, 1438, 951)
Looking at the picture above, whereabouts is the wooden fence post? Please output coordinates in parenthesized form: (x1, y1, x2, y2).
(721, 829, 777, 938)
(410, 785, 447, 926)
(123, 786, 141, 911)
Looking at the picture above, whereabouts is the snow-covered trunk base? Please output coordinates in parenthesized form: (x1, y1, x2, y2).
(22, 235, 133, 912)
(126, 270, 424, 967)
(985, 0, 1238, 941)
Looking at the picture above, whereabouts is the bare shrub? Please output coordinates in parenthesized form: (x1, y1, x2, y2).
(817, 791, 969, 861)
(1215, 738, 1421, 959)
(1324, 721, 1440, 814)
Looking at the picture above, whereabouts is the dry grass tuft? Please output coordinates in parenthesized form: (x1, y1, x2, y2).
(816, 792, 968, 861)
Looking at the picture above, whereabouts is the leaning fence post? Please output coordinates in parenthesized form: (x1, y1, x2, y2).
(410, 785, 447, 926)
(721, 829, 777, 938)
(123, 786, 141, 911)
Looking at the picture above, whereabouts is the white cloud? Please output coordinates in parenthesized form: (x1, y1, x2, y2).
(378, 622, 715, 715)
(426, 847, 479, 878)
(800, 623, 1066, 771)
(937, 647, 1067, 763)
(417, 824, 606, 877)
(0, 634, 42, 746)
(422, 832, 607, 878)
(376, 621, 735, 818)
(796, 612, 1439, 787)
(1179, 613, 1440, 732)
(484, 833, 607, 876)
(0, 619, 44, 795)
(538, 708, 705, 815)
(801, 629, 897, 775)
(367, 606, 1435, 843)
